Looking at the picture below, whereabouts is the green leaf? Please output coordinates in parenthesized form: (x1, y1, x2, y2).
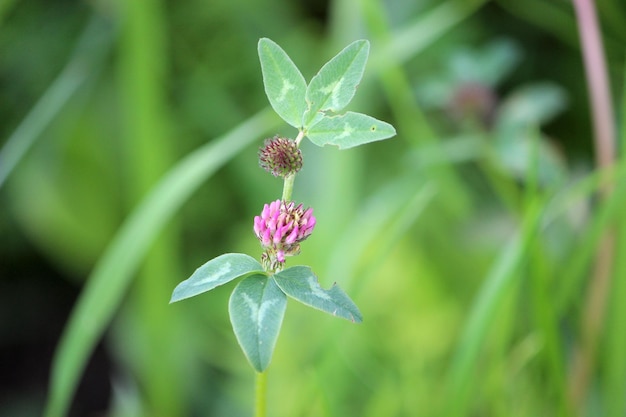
(496, 83, 568, 133)
(258, 38, 308, 128)
(273, 266, 362, 323)
(170, 253, 264, 303)
(303, 40, 370, 128)
(229, 275, 287, 372)
(306, 111, 396, 149)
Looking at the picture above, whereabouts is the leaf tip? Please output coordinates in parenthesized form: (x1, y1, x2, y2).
(257, 37, 274, 55)
(353, 38, 370, 49)
(169, 290, 182, 304)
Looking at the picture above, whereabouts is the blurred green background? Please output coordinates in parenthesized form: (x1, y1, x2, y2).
(1, 0, 625, 416)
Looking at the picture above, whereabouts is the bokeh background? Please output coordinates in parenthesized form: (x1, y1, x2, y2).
(1, 0, 625, 416)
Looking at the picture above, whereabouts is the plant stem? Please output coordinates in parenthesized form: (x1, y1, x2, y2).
(569, 0, 617, 411)
(255, 371, 268, 417)
(281, 130, 305, 201)
(294, 129, 305, 146)
(282, 174, 295, 201)
(572, 0, 616, 174)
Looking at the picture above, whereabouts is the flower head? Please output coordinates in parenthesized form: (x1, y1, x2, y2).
(448, 82, 496, 126)
(259, 136, 303, 178)
(254, 199, 316, 271)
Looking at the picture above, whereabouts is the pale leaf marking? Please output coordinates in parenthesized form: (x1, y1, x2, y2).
(334, 122, 354, 141)
(319, 78, 344, 110)
(242, 292, 278, 327)
(307, 275, 331, 300)
(277, 80, 295, 103)
(192, 262, 231, 286)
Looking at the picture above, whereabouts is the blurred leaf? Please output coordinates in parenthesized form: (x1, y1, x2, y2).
(273, 265, 362, 322)
(170, 253, 264, 303)
(478, 38, 522, 86)
(0, 15, 113, 188)
(228, 275, 287, 372)
(258, 38, 307, 129)
(306, 111, 396, 149)
(303, 40, 369, 128)
(493, 132, 566, 185)
(490, 82, 568, 186)
(416, 38, 521, 110)
(450, 38, 522, 86)
(414, 77, 454, 109)
(497, 83, 568, 132)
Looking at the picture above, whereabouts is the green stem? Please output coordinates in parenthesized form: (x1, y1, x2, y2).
(294, 129, 305, 146)
(255, 371, 268, 417)
(282, 174, 295, 201)
(281, 130, 305, 202)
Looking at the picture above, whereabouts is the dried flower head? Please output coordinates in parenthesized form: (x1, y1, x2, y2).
(448, 82, 496, 126)
(253, 199, 316, 271)
(259, 136, 303, 178)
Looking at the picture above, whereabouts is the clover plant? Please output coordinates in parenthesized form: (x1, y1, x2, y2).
(170, 38, 395, 416)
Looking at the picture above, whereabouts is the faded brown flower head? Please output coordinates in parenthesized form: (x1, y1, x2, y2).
(259, 136, 303, 177)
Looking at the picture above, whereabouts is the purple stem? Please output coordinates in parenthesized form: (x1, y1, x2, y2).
(573, 0, 616, 171)
(569, 0, 617, 411)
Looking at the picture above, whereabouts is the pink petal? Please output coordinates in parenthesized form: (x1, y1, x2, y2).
(285, 226, 299, 244)
(262, 229, 272, 246)
(253, 216, 264, 236)
(273, 227, 284, 244)
(261, 203, 270, 219)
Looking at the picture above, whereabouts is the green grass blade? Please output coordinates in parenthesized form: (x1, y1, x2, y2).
(0, 15, 113, 188)
(554, 185, 626, 314)
(117, 0, 182, 413)
(604, 187, 626, 417)
(369, 0, 490, 70)
(603, 64, 626, 417)
(443, 199, 543, 417)
(43, 109, 280, 417)
(324, 176, 434, 291)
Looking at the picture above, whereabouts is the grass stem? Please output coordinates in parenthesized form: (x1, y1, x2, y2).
(569, 0, 617, 410)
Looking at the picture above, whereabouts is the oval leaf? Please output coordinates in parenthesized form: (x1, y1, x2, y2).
(273, 266, 362, 323)
(303, 40, 370, 128)
(170, 253, 264, 303)
(229, 275, 287, 372)
(306, 111, 396, 149)
(258, 38, 308, 128)
(496, 83, 567, 133)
